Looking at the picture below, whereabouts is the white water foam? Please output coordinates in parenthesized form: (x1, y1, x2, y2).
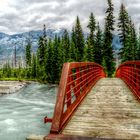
(4, 119, 16, 125)
(6, 97, 55, 106)
(0, 83, 57, 140)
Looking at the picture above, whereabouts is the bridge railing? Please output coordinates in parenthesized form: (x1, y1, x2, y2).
(45, 62, 106, 134)
(116, 61, 140, 100)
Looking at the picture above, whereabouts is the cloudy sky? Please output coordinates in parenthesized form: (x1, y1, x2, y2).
(0, 0, 139, 34)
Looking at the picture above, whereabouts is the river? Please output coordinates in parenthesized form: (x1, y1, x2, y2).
(0, 83, 57, 140)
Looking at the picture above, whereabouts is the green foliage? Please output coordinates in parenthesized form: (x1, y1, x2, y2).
(137, 28, 140, 60)
(37, 36, 47, 66)
(118, 4, 138, 62)
(62, 30, 70, 61)
(82, 43, 88, 62)
(25, 38, 32, 67)
(68, 41, 77, 62)
(69, 27, 78, 61)
(45, 39, 54, 82)
(86, 13, 96, 62)
(118, 4, 129, 46)
(87, 13, 96, 34)
(103, 0, 115, 77)
(94, 23, 103, 65)
(2, 62, 12, 78)
(1, 1, 139, 83)
(52, 36, 61, 82)
(37, 24, 47, 81)
(83, 38, 94, 62)
(31, 53, 37, 78)
(74, 16, 85, 61)
(37, 24, 47, 66)
(129, 20, 138, 60)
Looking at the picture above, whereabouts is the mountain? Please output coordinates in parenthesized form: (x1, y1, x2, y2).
(0, 29, 121, 66)
(0, 32, 9, 39)
(112, 35, 122, 50)
(0, 28, 66, 65)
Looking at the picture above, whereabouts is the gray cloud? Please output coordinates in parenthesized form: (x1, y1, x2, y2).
(0, 0, 139, 34)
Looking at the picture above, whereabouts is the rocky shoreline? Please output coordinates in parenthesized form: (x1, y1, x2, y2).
(0, 81, 29, 95)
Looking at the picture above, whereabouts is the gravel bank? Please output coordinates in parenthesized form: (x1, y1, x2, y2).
(0, 81, 28, 94)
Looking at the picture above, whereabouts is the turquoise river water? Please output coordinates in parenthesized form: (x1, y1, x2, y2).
(0, 83, 57, 140)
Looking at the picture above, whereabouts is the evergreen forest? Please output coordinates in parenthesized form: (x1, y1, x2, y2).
(1, 0, 140, 83)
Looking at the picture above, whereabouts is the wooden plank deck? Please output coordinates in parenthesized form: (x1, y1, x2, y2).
(62, 78, 140, 140)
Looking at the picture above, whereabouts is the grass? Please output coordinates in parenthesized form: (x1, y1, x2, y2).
(0, 77, 37, 81)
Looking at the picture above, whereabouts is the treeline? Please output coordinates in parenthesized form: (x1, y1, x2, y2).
(1, 0, 140, 83)
(118, 3, 140, 62)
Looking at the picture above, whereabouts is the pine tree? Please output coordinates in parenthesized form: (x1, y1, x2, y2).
(82, 43, 89, 62)
(31, 53, 37, 78)
(103, 0, 115, 77)
(52, 36, 60, 82)
(62, 30, 70, 61)
(130, 20, 138, 60)
(46, 37, 62, 83)
(57, 37, 66, 79)
(118, 5, 138, 63)
(68, 28, 78, 61)
(83, 38, 94, 62)
(46, 39, 54, 82)
(75, 16, 84, 61)
(25, 39, 32, 67)
(37, 24, 47, 80)
(87, 13, 96, 61)
(118, 3, 138, 62)
(17, 57, 22, 79)
(68, 41, 77, 61)
(37, 24, 47, 66)
(87, 13, 96, 38)
(118, 3, 129, 46)
(3, 61, 11, 78)
(94, 23, 103, 65)
(137, 28, 140, 60)
(85, 37, 94, 62)
(118, 3, 132, 62)
(71, 26, 76, 45)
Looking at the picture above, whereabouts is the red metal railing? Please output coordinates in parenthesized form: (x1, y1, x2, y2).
(116, 61, 140, 100)
(45, 62, 106, 134)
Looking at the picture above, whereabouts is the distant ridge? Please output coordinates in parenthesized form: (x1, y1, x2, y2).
(0, 29, 121, 64)
(0, 28, 66, 61)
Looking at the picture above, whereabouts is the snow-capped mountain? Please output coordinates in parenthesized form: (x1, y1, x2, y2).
(0, 28, 121, 66)
(0, 28, 66, 62)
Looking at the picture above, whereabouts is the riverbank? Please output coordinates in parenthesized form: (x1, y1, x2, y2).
(0, 78, 59, 84)
(0, 81, 29, 95)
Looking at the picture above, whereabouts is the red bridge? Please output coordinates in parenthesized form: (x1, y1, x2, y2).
(44, 61, 140, 140)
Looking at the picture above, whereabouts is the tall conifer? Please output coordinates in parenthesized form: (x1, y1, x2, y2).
(137, 28, 140, 60)
(25, 33, 32, 67)
(94, 23, 103, 65)
(25, 42, 32, 67)
(75, 16, 84, 61)
(103, 0, 115, 77)
(87, 13, 96, 61)
(118, 4, 138, 62)
(37, 24, 47, 66)
(62, 30, 70, 61)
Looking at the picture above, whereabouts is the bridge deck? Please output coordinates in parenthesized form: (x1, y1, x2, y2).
(62, 78, 140, 139)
